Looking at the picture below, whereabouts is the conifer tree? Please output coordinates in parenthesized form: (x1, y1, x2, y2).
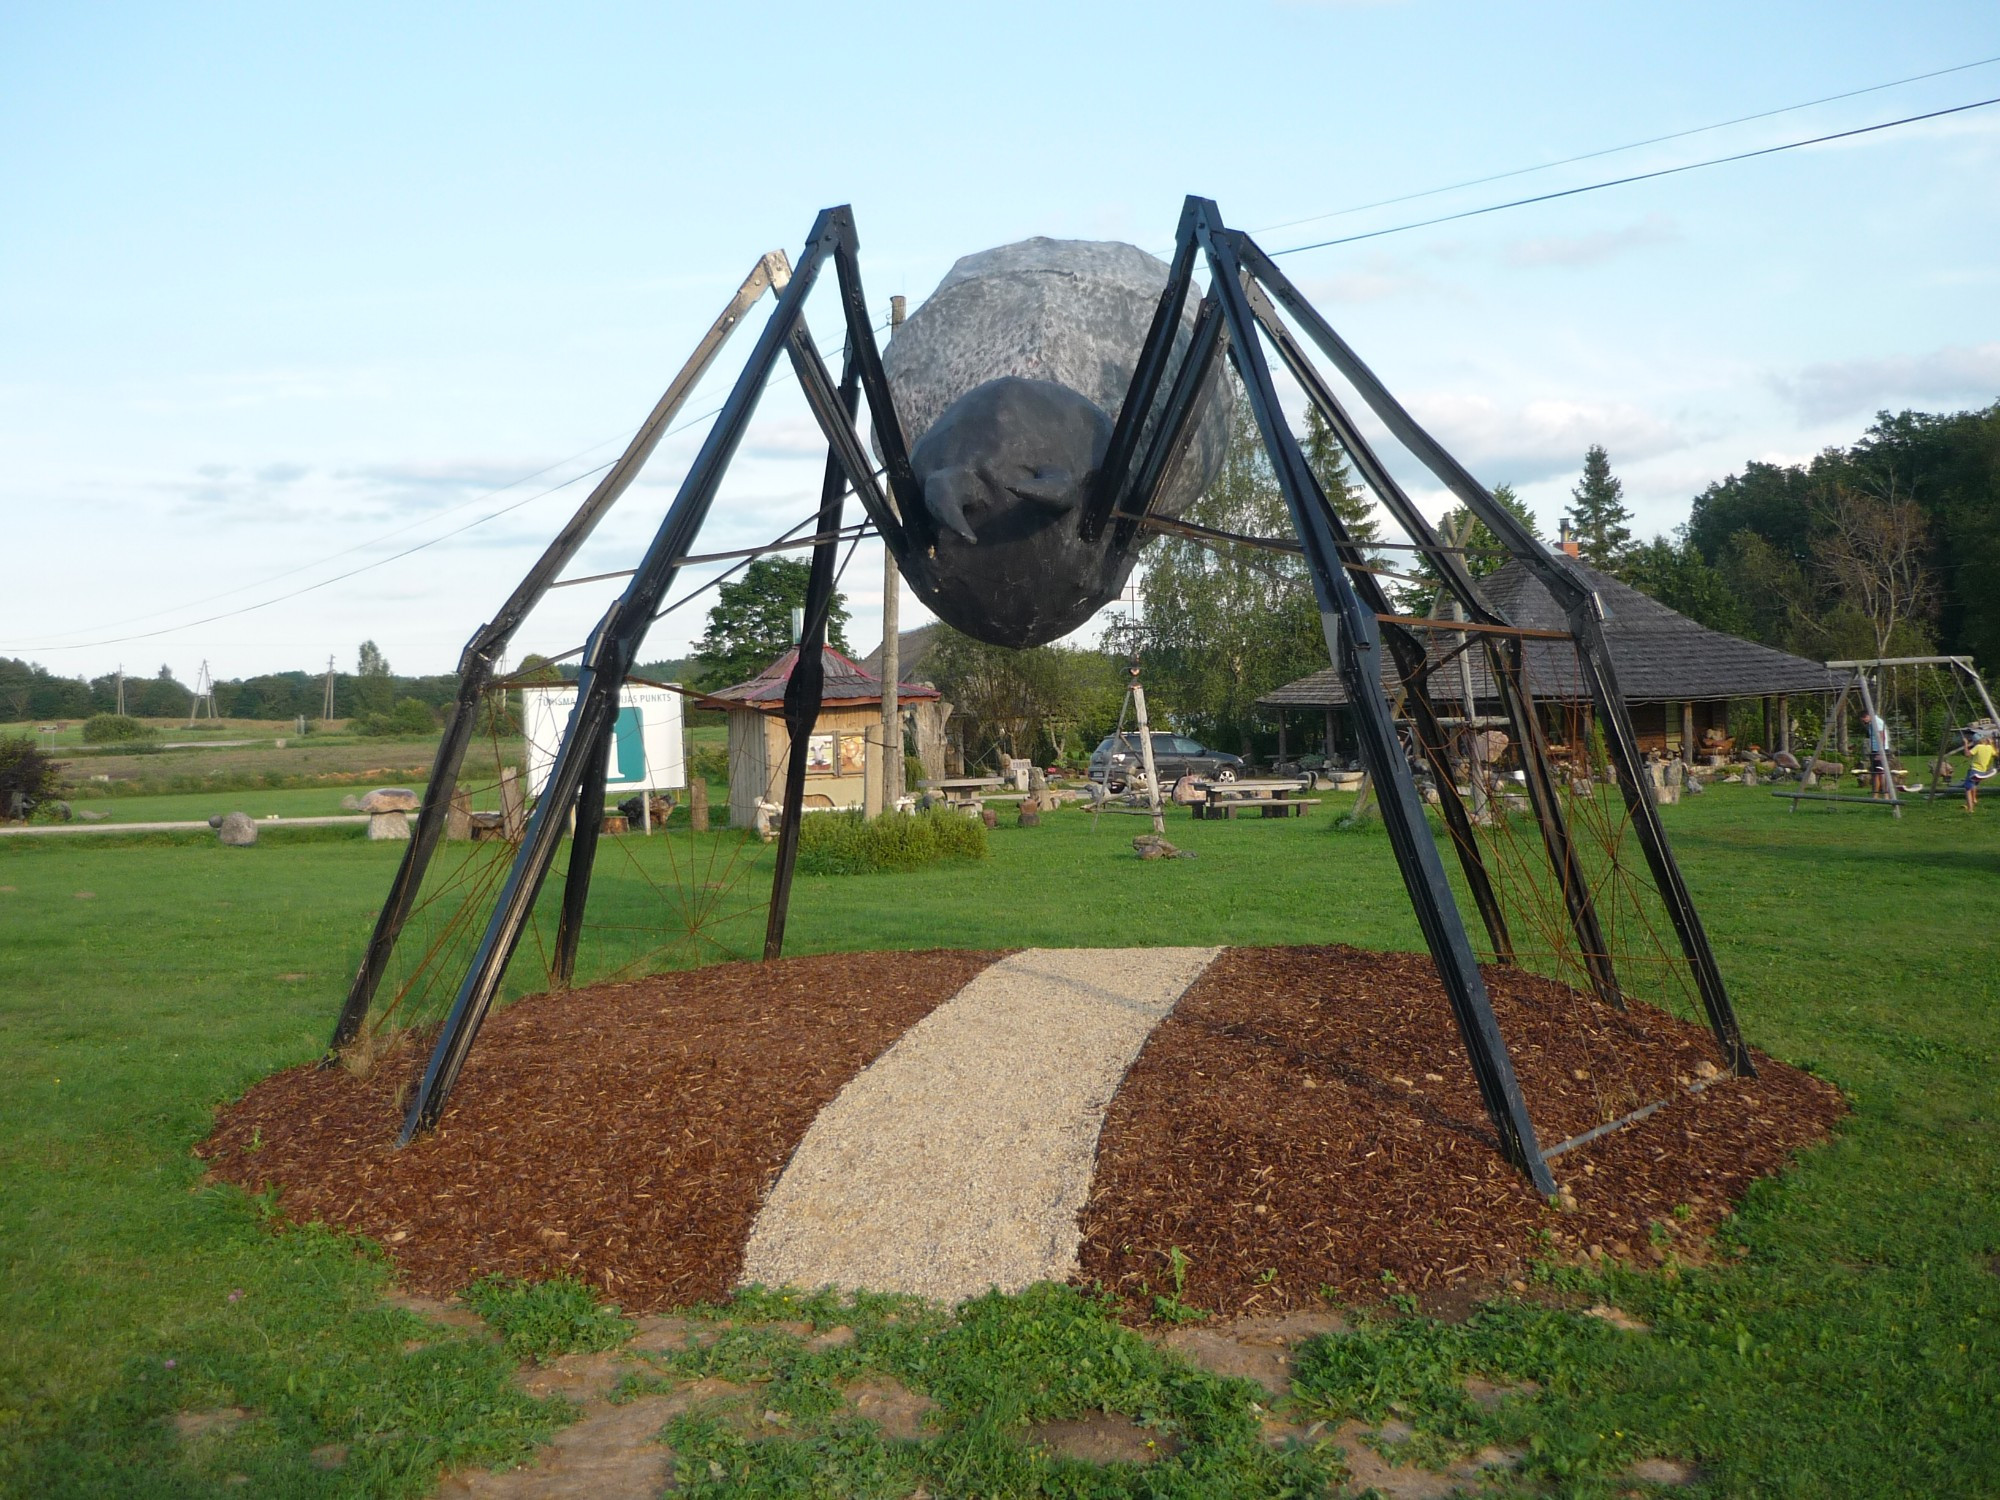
(1302, 406, 1380, 561)
(1563, 444, 1633, 568)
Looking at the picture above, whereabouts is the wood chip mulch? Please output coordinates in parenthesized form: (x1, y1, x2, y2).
(199, 950, 1001, 1310)
(1077, 945, 1846, 1318)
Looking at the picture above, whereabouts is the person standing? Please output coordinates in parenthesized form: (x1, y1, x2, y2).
(1861, 709, 1891, 797)
(1964, 732, 1997, 814)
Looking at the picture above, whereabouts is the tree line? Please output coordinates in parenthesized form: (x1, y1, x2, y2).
(0, 643, 459, 725)
(923, 391, 1999, 767)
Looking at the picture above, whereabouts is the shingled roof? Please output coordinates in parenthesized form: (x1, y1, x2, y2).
(1479, 559, 1836, 703)
(1256, 560, 1835, 710)
(700, 646, 941, 711)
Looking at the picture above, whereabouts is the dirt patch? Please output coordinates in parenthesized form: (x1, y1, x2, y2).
(200, 950, 1000, 1309)
(1030, 1412, 1179, 1466)
(172, 1407, 249, 1441)
(843, 1376, 939, 1441)
(1152, 1309, 1349, 1395)
(1079, 945, 1845, 1317)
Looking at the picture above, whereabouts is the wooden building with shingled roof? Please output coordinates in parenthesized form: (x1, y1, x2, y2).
(696, 647, 941, 828)
(1256, 555, 1837, 761)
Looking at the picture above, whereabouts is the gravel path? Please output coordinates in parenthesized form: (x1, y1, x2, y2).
(739, 946, 1220, 1303)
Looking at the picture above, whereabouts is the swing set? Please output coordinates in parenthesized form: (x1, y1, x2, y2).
(1779, 655, 2000, 817)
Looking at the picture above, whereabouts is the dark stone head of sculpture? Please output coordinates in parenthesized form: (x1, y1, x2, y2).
(909, 375, 1119, 649)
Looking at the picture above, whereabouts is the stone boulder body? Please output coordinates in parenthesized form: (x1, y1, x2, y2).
(217, 811, 258, 847)
(358, 787, 420, 814)
(883, 238, 1232, 647)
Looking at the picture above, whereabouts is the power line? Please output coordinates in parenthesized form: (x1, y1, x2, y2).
(1271, 94, 2000, 257)
(15, 312, 888, 654)
(20, 463, 611, 653)
(1253, 53, 2000, 237)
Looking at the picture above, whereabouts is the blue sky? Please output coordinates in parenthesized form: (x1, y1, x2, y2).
(4, 1, 1997, 683)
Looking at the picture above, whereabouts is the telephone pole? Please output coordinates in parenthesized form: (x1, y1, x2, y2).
(114, 664, 125, 717)
(322, 655, 336, 722)
(877, 293, 907, 818)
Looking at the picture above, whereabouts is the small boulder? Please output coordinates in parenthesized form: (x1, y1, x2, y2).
(1134, 834, 1192, 860)
(367, 811, 412, 841)
(217, 812, 258, 847)
(1017, 807, 1041, 828)
(980, 808, 998, 829)
(358, 787, 420, 814)
(208, 814, 225, 829)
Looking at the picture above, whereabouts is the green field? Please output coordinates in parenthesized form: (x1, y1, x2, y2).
(1, 788, 1996, 1495)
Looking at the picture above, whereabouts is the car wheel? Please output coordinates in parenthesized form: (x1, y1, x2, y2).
(1212, 765, 1237, 784)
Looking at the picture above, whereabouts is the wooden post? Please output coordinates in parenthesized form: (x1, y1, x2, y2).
(1777, 695, 1790, 753)
(877, 294, 907, 818)
(1276, 714, 1287, 764)
(690, 776, 709, 833)
(1324, 706, 1336, 759)
(446, 787, 472, 840)
(1130, 681, 1166, 837)
(1681, 701, 1695, 760)
(497, 765, 524, 839)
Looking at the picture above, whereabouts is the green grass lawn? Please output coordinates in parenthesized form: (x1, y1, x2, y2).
(1, 787, 1996, 1495)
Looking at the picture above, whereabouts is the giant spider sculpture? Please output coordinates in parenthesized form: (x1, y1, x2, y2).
(331, 197, 1752, 1192)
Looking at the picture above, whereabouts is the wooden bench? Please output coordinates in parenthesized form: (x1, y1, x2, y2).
(1187, 778, 1322, 821)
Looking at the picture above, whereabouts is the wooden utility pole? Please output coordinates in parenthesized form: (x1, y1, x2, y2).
(322, 656, 336, 722)
(877, 294, 908, 818)
(114, 665, 125, 717)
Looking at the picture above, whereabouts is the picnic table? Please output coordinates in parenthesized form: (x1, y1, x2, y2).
(1187, 777, 1322, 820)
(918, 776, 1022, 810)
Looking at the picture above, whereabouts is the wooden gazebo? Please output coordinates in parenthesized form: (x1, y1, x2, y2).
(1258, 558, 1837, 760)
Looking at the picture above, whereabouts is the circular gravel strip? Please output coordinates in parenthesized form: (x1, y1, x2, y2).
(740, 946, 1221, 1303)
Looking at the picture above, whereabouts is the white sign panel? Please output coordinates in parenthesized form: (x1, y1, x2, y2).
(522, 685, 686, 799)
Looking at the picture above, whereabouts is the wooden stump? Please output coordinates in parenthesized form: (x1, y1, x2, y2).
(498, 766, 525, 839)
(690, 778, 709, 833)
(446, 788, 472, 841)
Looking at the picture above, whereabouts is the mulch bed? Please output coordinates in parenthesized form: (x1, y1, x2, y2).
(200, 950, 1001, 1310)
(1077, 945, 1847, 1318)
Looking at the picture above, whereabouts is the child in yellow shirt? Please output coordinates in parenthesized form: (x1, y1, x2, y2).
(1963, 733, 1997, 813)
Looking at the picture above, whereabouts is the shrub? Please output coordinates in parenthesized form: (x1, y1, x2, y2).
(689, 745, 729, 785)
(0, 734, 65, 818)
(355, 698, 440, 737)
(81, 714, 156, 744)
(795, 806, 987, 876)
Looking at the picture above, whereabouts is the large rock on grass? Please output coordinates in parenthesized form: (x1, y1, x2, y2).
(217, 812, 258, 847)
(358, 787, 419, 814)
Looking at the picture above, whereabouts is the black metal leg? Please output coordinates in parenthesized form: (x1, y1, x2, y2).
(1491, 640, 1623, 1008)
(397, 212, 851, 1142)
(1194, 202, 1554, 1194)
(1571, 634, 1755, 1074)
(1236, 226, 1748, 1077)
(328, 252, 792, 1056)
(329, 678, 489, 1050)
(551, 717, 612, 987)
(1393, 644, 1517, 963)
(763, 354, 858, 961)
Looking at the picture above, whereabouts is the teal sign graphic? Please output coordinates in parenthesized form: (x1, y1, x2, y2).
(607, 705, 646, 786)
(522, 686, 685, 799)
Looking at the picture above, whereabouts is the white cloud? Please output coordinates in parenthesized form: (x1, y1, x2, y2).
(1503, 214, 1678, 269)
(1774, 342, 2000, 422)
(1403, 391, 1686, 485)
